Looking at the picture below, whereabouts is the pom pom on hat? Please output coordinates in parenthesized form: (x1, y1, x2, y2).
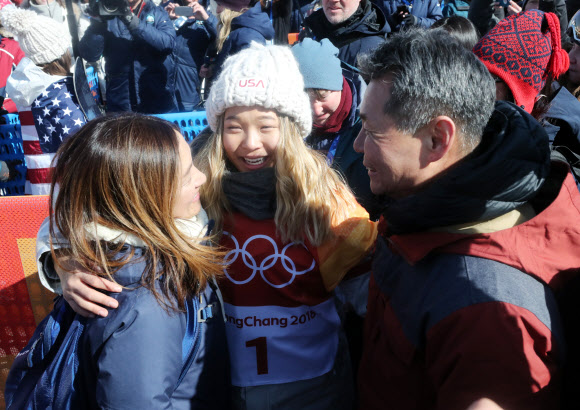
(206, 42, 313, 138)
(0, 6, 71, 65)
(473, 10, 569, 113)
(545, 11, 569, 78)
(291, 38, 343, 91)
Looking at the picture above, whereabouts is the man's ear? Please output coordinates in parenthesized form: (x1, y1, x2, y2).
(423, 116, 456, 164)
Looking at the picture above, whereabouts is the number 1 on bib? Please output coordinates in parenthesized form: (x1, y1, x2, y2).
(245, 337, 268, 375)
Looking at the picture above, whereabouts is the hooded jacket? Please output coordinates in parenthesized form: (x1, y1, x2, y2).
(301, 0, 389, 69)
(358, 101, 580, 410)
(79, 0, 177, 114)
(212, 3, 274, 79)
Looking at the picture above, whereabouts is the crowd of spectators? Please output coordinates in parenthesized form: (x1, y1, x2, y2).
(2, 0, 580, 408)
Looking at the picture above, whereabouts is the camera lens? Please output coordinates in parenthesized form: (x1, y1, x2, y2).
(101, 0, 120, 13)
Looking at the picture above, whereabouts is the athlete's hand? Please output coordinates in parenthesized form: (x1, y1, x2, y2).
(55, 257, 122, 318)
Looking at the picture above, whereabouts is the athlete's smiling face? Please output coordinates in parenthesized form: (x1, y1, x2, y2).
(222, 106, 280, 172)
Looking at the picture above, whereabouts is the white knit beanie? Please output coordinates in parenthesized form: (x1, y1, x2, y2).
(206, 42, 312, 138)
(0, 6, 71, 65)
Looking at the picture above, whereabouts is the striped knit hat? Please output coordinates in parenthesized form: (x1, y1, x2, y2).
(473, 10, 569, 113)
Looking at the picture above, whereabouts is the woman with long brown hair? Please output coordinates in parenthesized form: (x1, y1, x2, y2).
(8, 113, 230, 409)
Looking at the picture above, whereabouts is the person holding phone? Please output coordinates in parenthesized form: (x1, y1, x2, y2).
(164, 0, 217, 110)
(376, 0, 442, 31)
(469, 0, 566, 37)
(78, 0, 177, 113)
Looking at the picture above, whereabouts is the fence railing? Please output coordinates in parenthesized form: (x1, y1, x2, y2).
(0, 111, 208, 196)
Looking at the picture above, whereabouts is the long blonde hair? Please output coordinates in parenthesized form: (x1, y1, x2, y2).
(216, 8, 244, 53)
(195, 113, 356, 246)
(50, 113, 223, 312)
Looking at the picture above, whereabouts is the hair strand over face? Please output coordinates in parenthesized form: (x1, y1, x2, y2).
(50, 113, 223, 312)
(195, 113, 357, 246)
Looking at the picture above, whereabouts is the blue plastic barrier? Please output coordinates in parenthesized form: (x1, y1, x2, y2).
(0, 109, 208, 195)
(154, 111, 209, 142)
(0, 115, 26, 196)
(3, 114, 20, 125)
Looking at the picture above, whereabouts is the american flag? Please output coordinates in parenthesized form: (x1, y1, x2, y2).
(20, 77, 85, 195)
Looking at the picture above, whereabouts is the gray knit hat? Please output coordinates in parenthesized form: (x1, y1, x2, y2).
(291, 38, 343, 91)
(0, 6, 70, 65)
(206, 42, 313, 138)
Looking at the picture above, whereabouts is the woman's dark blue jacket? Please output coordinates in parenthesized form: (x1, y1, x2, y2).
(80, 246, 231, 409)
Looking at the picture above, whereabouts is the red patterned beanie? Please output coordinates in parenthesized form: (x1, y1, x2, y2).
(473, 10, 569, 113)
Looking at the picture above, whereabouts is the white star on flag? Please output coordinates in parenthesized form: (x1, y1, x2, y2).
(53, 83, 63, 89)
(62, 107, 72, 116)
(52, 97, 61, 107)
(43, 107, 50, 116)
(73, 118, 84, 127)
(62, 125, 71, 134)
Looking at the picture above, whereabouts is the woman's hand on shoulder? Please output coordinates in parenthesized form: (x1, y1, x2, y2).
(56, 257, 123, 318)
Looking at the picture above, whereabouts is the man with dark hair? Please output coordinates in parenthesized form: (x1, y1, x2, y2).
(299, 0, 389, 71)
(354, 28, 580, 410)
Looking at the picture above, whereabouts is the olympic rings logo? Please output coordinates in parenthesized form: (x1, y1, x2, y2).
(222, 232, 316, 288)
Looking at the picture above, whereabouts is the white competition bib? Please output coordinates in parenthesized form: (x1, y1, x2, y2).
(224, 299, 341, 386)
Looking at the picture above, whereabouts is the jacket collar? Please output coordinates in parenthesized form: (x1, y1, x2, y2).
(382, 101, 551, 236)
(385, 163, 580, 290)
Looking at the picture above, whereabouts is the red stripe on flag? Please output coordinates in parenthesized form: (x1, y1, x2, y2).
(23, 140, 42, 155)
(19, 110, 34, 126)
(27, 167, 51, 184)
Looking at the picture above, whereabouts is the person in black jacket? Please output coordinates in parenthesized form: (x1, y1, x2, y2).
(300, 0, 389, 71)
